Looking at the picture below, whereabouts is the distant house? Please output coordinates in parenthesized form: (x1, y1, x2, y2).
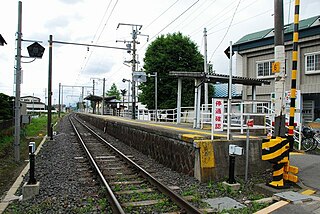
(20, 96, 46, 113)
(229, 15, 320, 123)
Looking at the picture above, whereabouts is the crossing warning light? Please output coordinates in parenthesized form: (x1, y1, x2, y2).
(27, 42, 45, 58)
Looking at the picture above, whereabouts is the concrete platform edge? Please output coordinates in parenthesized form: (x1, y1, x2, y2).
(0, 135, 47, 213)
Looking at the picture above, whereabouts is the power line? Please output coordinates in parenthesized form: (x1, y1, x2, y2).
(144, 0, 181, 31)
(209, 0, 241, 62)
(148, 0, 200, 42)
(188, 0, 237, 37)
(76, 0, 119, 83)
(170, 0, 214, 31)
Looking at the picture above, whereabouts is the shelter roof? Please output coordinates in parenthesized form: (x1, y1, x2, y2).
(169, 71, 270, 86)
(84, 95, 116, 102)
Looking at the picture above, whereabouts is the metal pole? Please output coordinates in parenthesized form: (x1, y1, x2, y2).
(196, 79, 201, 129)
(245, 115, 250, 182)
(48, 35, 53, 140)
(288, 0, 300, 149)
(204, 28, 209, 113)
(128, 81, 130, 113)
(82, 87, 84, 112)
(227, 41, 233, 140)
(61, 86, 64, 113)
(132, 28, 137, 119)
(193, 79, 198, 128)
(14, 1, 22, 162)
(58, 83, 61, 118)
(155, 72, 158, 122)
(227, 155, 236, 184)
(103, 78, 105, 115)
(177, 78, 182, 124)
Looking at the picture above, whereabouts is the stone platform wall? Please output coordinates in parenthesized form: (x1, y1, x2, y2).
(77, 113, 270, 182)
(77, 114, 195, 176)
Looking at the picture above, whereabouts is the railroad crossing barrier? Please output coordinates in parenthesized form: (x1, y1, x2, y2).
(262, 137, 298, 188)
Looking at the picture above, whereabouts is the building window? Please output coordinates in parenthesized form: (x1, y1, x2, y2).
(256, 60, 274, 78)
(305, 52, 320, 74)
(257, 102, 270, 114)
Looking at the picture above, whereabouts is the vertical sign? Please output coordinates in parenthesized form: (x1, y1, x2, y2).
(213, 99, 224, 131)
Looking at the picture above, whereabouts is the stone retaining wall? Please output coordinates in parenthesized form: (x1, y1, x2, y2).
(78, 114, 195, 176)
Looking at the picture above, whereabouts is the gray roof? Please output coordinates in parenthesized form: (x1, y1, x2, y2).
(169, 71, 270, 86)
(235, 15, 320, 45)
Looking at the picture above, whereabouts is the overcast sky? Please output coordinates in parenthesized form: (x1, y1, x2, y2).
(1, 0, 319, 106)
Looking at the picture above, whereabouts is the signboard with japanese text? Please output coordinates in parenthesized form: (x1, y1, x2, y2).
(212, 99, 224, 131)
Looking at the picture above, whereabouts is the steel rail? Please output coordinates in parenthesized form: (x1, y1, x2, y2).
(69, 116, 125, 214)
(73, 115, 203, 214)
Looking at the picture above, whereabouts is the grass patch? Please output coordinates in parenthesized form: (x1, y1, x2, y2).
(0, 114, 61, 198)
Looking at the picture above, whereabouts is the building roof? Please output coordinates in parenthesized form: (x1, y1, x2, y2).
(21, 95, 41, 99)
(231, 15, 320, 52)
(84, 95, 116, 102)
(169, 71, 270, 86)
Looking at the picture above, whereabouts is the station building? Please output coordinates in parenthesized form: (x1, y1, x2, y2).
(230, 15, 320, 124)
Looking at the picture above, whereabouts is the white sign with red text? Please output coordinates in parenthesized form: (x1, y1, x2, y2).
(212, 99, 224, 131)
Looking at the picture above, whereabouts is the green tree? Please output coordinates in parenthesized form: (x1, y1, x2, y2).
(106, 83, 121, 100)
(139, 32, 204, 109)
(0, 93, 14, 120)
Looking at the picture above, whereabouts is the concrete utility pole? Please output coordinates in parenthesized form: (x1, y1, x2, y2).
(48, 35, 53, 140)
(116, 23, 143, 120)
(14, 1, 22, 162)
(58, 83, 61, 117)
(102, 78, 105, 115)
(273, 0, 286, 137)
(203, 28, 209, 112)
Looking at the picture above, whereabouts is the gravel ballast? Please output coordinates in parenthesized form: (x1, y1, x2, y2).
(4, 114, 267, 213)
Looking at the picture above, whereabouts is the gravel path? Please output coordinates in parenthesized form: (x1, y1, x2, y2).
(4, 114, 262, 213)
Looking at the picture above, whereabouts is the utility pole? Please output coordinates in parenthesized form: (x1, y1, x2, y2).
(102, 78, 105, 115)
(14, 1, 22, 162)
(203, 28, 209, 113)
(58, 83, 61, 117)
(148, 72, 158, 121)
(116, 23, 143, 120)
(48, 35, 53, 140)
(273, 0, 286, 137)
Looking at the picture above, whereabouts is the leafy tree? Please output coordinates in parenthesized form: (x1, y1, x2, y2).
(0, 93, 14, 120)
(139, 32, 204, 109)
(106, 83, 121, 100)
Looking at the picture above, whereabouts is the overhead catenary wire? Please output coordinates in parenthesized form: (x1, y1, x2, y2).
(148, 0, 200, 43)
(76, 0, 119, 83)
(209, 0, 241, 62)
(143, 0, 181, 31)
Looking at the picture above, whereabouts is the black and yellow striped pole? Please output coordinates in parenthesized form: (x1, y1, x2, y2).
(288, 0, 300, 148)
(262, 0, 300, 188)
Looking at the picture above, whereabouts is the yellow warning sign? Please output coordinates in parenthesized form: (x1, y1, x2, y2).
(194, 140, 215, 168)
(272, 61, 280, 73)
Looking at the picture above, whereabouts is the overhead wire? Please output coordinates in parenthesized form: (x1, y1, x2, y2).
(170, 0, 215, 32)
(148, 0, 200, 43)
(76, 0, 119, 83)
(143, 0, 181, 31)
(208, 0, 241, 62)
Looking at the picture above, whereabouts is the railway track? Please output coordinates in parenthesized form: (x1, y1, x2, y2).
(69, 114, 202, 213)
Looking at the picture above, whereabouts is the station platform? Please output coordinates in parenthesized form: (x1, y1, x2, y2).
(90, 114, 264, 141)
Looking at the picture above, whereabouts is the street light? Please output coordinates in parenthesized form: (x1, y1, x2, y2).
(122, 78, 131, 116)
(148, 72, 158, 122)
